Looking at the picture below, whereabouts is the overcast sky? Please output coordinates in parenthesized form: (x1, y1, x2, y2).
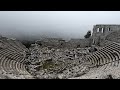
(0, 11, 120, 40)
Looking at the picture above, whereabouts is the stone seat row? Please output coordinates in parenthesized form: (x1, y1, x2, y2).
(7, 40, 26, 52)
(0, 55, 29, 75)
(84, 42, 120, 68)
(0, 50, 24, 62)
(73, 42, 120, 79)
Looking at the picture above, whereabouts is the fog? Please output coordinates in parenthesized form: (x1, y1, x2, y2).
(0, 11, 120, 41)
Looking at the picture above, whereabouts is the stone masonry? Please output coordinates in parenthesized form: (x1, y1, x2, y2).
(91, 24, 120, 46)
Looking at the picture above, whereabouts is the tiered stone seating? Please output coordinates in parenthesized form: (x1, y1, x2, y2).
(0, 38, 32, 78)
(7, 40, 24, 52)
(0, 56, 6, 73)
(13, 40, 28, 51)
(69, 41, 120, 79)
(83, 42, 120, 68)
(2, 40, 22, 54)
(6, 39, 27, 54)
(0, 55, 26, 74)
(0, 53, 22, 63)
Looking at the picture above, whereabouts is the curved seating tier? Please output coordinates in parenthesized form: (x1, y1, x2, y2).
(0, 55, 29, 75)
(83, 42, 120, 68)
(75, 41, 120, 79)
(0, 38, 31, 78)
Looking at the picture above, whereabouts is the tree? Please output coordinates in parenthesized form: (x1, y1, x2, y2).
(84, 30, 91, 39)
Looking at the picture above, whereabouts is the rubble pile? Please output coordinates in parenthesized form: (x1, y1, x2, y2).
(25, 43, 92, 79)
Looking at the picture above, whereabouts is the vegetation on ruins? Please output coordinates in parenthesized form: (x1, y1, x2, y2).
(84, 30, 91, 39)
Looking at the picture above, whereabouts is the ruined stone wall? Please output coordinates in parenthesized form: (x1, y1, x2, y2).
(105, 30, 120, 43)
(92, 24, 120, 37)
(35, 38, 66, 48)
(91, 24, 120, 46)
(67, 38, 91, 48)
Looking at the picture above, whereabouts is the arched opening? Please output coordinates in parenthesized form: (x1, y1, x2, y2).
(108, 27, 111, 31)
